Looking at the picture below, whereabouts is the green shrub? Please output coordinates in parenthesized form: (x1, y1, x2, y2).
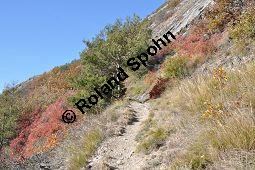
(0, 85, 21, 148)
(70, 15, 152, 112)
(162, 56, 189, 79)
(80, 15, 151, 80)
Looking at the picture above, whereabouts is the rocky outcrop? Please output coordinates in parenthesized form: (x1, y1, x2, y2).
(149, 0, 213, 37)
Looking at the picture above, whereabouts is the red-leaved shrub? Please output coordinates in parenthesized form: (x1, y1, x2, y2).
(173, 33, 218, 58)
(149, 78, 169, 99)
(10, 98, 68, 160)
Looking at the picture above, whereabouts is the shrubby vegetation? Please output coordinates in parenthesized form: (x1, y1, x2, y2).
(162, 56, 189, 79)
(69, 15, 152, 113)
(0, 61, 82, 160)
(229, 6, 255, 54)
(205, 0, 242, 33)
(0, 14, 152, 163)
(10, 98, 67, 159)
(146, 0, 255, 100)
(1, 0, 255, 168)
(0, 85, 20, 149)
(137, 1, 255, 169)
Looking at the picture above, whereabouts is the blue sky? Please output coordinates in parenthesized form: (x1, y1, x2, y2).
(0, 0, 165, 92)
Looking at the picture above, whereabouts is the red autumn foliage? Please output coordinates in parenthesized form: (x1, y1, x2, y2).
(10, 98, 68, 160)
(16, 108, 42, 133)
(173, 33, 218, 57)
(153, 31, 220, 64)
(149, 78, 169, 99)
(154, 42, 175, 58)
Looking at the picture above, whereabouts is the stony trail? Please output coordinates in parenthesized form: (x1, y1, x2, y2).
(89, 102, 150, 170)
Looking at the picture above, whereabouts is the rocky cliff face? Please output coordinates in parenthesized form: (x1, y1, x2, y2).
(149, 0, 213, 36)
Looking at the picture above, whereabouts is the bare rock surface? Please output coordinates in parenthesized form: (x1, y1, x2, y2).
(149, 0, 213, 37)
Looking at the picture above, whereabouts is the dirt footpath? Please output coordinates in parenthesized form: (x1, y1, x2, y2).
(89, 102, 150, 170)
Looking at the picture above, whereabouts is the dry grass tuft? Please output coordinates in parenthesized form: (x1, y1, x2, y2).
(69, 129, 103, 170)
(165, 63, 255, 168)
(136, 112, 171, 154)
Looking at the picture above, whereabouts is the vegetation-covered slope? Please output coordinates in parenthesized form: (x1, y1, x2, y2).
(1, 0, 255, 169)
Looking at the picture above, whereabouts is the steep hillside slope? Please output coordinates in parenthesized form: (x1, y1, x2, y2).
(1, 0, 255, 169)
(87, 0, 255, 169)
